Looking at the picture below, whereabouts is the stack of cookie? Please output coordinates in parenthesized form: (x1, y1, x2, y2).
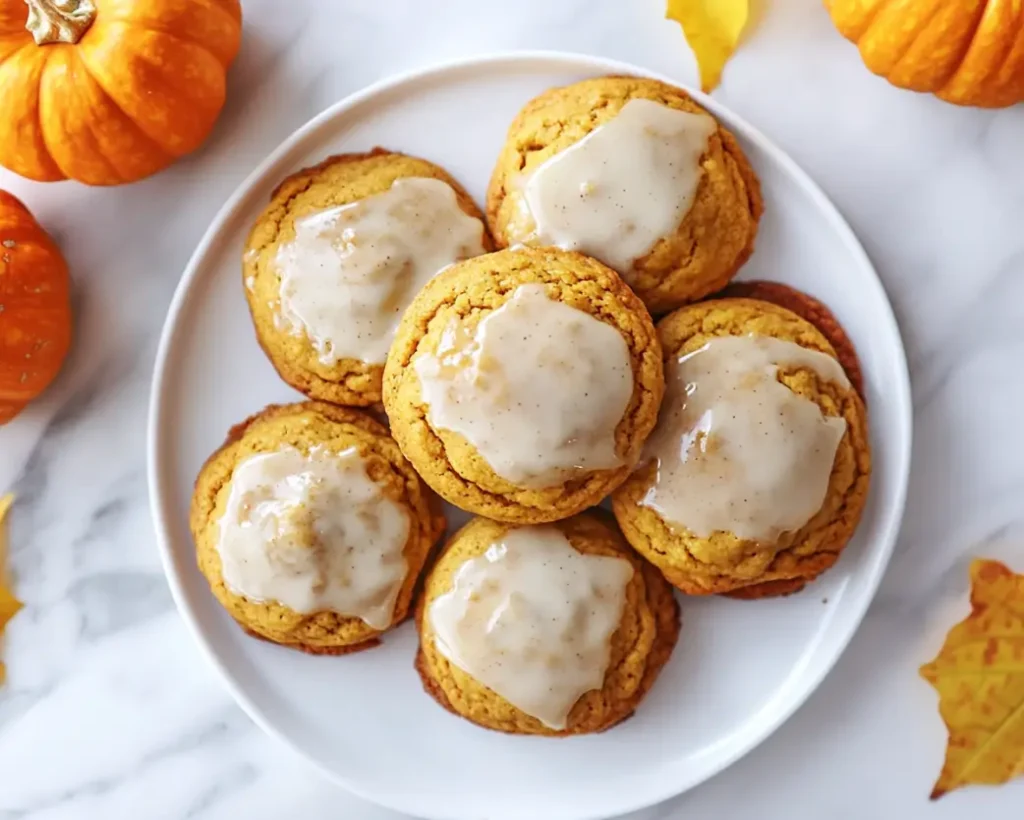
(190, 76, 870, 737)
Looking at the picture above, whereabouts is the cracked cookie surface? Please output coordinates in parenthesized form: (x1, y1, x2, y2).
(611, 298, 871, 598)
(486, 76, 763, 315)
(716, 280, 866, 401)
(244, 149, 492, 406)
(382, 246, 664, 523)
(190, 401, 446, 654)
(414, 512, 681, 735)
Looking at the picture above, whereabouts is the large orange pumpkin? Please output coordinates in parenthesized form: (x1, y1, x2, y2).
(0, 191, 72, 424)
(825, 0, 1024, 108)
(0, 0, 242, 185)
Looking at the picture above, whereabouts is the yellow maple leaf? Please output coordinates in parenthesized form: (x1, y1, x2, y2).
(0, 494, 21, 685)
(920, 559, 1024, 799)
(666, 0, 749, 92)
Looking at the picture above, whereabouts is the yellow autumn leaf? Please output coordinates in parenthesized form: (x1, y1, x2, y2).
(666, 0, 749, 92)
(920, 559, 1024, 799)
(0, 494, 21, 685)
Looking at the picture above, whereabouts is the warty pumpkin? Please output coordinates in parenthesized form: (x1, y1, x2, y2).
(825, 0, 1024, 108)
(0, 0, 242, 185)
(0, 190, 72, 424)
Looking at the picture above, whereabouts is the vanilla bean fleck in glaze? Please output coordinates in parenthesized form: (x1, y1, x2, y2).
(506, 98, 716, 277)
(642, 335, 850, 542)
(428, 525, 633, 729)
(275, 178, 486, 365)
(414, 284, 633, 488)
(217, 446, 410, 629)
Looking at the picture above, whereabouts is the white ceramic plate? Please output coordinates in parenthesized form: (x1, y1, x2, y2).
(148, 52, 912, 820)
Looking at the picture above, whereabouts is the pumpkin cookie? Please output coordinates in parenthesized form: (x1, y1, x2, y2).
(415, 512, 680, 735)
(382, 246, 664, 524)
(487, 76, 763, 314)
(611, 298, 871, 598)
(190, 401, 446, 654)
(244, 149, 492, 407)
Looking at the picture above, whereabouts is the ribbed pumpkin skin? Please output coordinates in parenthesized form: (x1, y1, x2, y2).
(826, 0, 1024, 108)
(0, 191, 72, 424)
(0, 0, 242, 185)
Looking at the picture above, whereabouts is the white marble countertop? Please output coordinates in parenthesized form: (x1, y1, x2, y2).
(2, 0, 1024, 817)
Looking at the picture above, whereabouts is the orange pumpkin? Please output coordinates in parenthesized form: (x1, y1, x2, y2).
(0, 191, 72, 424)
(0, 0, 242, 185)
(825, 0, 1024, 108)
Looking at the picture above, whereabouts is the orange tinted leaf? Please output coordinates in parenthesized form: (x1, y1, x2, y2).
(0, 494, 20, 686)
(0, 585, 19, 632)
(666, 0, 749, 92)
(920, 559, 1024, 798)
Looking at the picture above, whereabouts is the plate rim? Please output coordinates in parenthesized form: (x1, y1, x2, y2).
(147, 49, 913, 820)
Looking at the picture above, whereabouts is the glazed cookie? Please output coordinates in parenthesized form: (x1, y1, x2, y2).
(244, 149, 492, 406)
(487, 76, 763, 314)
(415, 512, 680, 735)
(382, 246, 665, 524)
(191, 401, 446, 654)
(611, 298, 871, 598)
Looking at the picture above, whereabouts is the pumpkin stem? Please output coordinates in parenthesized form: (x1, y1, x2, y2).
(24, 0, 96, 45)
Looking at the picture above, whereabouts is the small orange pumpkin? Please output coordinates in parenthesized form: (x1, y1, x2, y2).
(0, 191, 72, 424)
(825, 0, 1024, 108)
(0, 0, 242, 185)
